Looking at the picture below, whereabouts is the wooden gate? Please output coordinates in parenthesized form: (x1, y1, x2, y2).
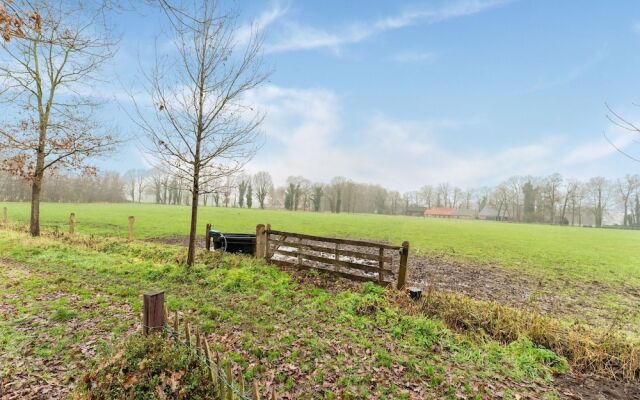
(255, 225, 409, 289)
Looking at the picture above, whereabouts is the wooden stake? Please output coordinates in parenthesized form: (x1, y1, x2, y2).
(143, 291, 165, 335)
(184, 321, 191, 346)
(271, 388, 277, 400)
(173, 311, 179, 331)
(128, 216, 135, 241)
(239, 372, 245, 396)
(69, 213, 76, 235)
(265, 224, 271, 261)
(203, 339, 218, 386)
(255, 224, 265, 258)
(397, 241, 410, 290)
(225, 364, 233, 400)
(252, 380, 260, 400)
(206, 223, 212, 251)
(2, 207, 7, 225)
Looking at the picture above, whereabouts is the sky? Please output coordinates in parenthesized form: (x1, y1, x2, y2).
(96, 0, 640, 191)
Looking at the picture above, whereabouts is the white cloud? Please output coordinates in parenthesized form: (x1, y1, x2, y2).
(235, 2, 289, 45)
(245, 84, 624, 191)
(564, 126, 635, 165)
(265, 0, 512, 53)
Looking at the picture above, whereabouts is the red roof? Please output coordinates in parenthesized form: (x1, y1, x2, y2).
(424, 207, 454, 216)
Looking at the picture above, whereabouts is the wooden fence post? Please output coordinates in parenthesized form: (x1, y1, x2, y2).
(265, 224, 271, 261)
(2, 207, 7, 225)
(69, 213, 76, 235)
(378, 247, 384, 284)
(143, 290, 165, 335)
(128, 216, 135, 241)
(255, 224, 265, 258)
(397, 241, 409, 290)
(205, 223, 212, 251)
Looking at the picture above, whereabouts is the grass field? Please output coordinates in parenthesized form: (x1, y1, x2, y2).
(0, 231, 567, 399)
(2, 201, 640, 286)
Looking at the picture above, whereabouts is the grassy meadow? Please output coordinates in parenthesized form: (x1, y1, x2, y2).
(0, 231, 568, 399)
(2, 201, 640, 286)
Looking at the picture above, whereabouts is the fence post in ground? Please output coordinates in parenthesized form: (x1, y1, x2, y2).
(2, 207, 7, 225)
(69, 213, 76, 235)
(265, 224, 271, 261)
(397, 241, 409, 290)
(128, 216, 135, 241)
(255, 224, 266, 258)
(378, 247, 384, 284)
(205, 223, 212, 251)
(143, 290, 165, 335)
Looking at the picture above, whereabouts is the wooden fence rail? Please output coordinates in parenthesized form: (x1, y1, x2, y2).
(256, 225, 409, 289)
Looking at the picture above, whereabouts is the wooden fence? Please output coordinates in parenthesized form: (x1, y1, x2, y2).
(255, 224, 409, 290)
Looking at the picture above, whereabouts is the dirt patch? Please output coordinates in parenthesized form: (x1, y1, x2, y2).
(147, 235, 207, 249)
(406, 255, 640, 334)
(554, 373, 640, 400)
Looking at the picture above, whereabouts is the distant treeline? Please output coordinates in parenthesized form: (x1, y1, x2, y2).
(0, 172, 125, 203)
(2, 169, 638, 228)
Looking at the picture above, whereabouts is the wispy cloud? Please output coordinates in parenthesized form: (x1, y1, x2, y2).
(245, 83, 623, 191)
(235, 1, 289, 45)
(527, 48, 606, 93)
(265, 0, 512, 53)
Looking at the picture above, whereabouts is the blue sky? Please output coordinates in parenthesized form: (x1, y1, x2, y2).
(99, 0, 640, 191)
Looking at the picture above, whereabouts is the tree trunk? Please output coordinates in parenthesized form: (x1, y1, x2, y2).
(186, 185, 199, 267)
(29, 176, 42, 236)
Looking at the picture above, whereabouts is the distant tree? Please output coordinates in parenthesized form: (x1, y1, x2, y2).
(238, 180, 248, 208)
(419, 185, 434, 208)
(615, 175, 640, 226)
(588, 177, 609, 227)
(252, 171, 273, 209)
(125, 170, 137, 202)
(311, 184, 323, 212)
(330, 177, 346, 213)
(522, 181, 536, 223)
(246, 184, 252, 209)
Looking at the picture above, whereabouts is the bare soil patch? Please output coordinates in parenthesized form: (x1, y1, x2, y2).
(554, 373, 640, 400)
(407, 255, 640, 334)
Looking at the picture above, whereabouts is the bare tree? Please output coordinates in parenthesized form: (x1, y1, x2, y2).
(131, 0, 267, 266)
(252, 170, 272, 209)
(588, 177, 609, 228)
(615, 174, 640, 226)
(125, 170, 137, 202)
(0, 0, 118, 236)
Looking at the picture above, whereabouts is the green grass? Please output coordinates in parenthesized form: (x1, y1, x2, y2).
(2, 201, 640, 286)
(0, 231, 565, 398)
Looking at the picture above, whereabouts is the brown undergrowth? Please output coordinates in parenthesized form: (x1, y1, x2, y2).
(399, 286, 640, 381)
